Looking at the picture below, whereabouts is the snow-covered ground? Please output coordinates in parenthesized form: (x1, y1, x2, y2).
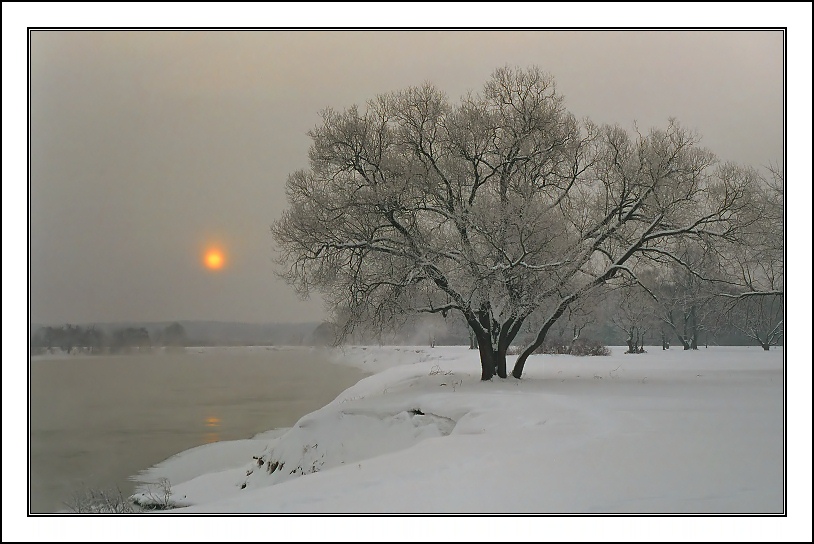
(130, 345, 785, 513)
(16, 344, 811, 541)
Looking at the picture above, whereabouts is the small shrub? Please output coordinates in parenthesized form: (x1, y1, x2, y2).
(533, 337, 610, 356)
(429, 364, 453, 376)
(131, 477, 176, 511)
(65, 485, 138, 514)
(571, 338, 611, 356)
(67, 477, 177, 513)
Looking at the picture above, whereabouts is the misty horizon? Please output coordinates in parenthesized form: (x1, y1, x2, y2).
(26, 28, 784, 325)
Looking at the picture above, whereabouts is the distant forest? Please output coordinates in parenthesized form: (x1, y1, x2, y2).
(30, 313, 776, 356)
(29, 321, 321, 355)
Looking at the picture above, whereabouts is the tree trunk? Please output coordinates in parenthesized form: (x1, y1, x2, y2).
(512, 346, 532, 379)
(476, 331, 495, 380)
(665, 312, 689, 349)
(494, 319, 521, 380)
(682, 312, 691, 350)
(467, 311, 524, 380)
(689, 306, 698, 350)
(473, 337, 513, 380)
(494, 348, 508, 379)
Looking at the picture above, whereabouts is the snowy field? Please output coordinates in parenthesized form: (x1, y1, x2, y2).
(17, 344, 810, 541)
(130, 345, 785, 515)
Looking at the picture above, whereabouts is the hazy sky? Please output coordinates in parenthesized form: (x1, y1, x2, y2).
(14, 15, 797, 326)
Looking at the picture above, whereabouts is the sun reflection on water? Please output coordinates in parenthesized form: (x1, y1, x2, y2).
(203, 415, 221, 443)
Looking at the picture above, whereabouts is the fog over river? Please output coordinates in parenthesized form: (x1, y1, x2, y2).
(29, 347, 369, 513)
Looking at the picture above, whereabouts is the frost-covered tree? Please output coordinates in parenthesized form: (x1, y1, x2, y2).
(273, 66, 762, 380)
(608, 278, 658, 354)
(641, 243, 722, 350)
(715, 165, 784, 349)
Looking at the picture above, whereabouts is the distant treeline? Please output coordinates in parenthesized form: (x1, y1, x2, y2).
(310, 313, 771, 350)
(30, 315, 774, 357)
(29, 320, 324, 355)
(30, 322, 187, 355)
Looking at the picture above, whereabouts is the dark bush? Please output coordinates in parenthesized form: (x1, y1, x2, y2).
(571, 338, 611, 356)
(533, 337, 610, 356)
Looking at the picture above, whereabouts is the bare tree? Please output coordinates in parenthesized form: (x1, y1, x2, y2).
(273, 66, 762, 380)
(726, 293, 784, 350)
(715, 165, 784, 350)
(609, 279, 658, 354)
(640, 242, 722, 350)
(508, 118, 760, 376)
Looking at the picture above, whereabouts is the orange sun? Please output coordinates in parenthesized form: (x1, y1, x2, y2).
(204, 249, 225, 270)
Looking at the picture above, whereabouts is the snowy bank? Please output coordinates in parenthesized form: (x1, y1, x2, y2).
(130, 345, 785, 515)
